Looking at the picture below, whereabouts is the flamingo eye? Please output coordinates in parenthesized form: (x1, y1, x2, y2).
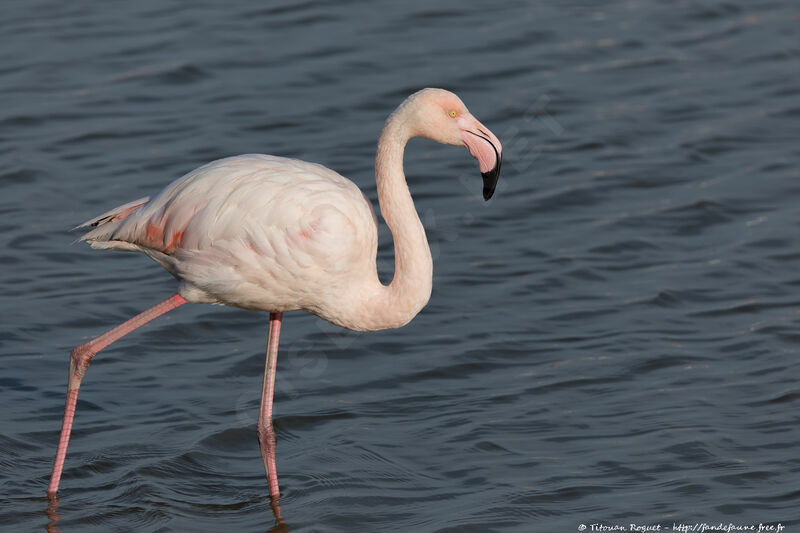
(449, 110, 458, 118)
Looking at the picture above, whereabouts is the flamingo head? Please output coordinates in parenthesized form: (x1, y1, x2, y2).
(403, 88, 503, 200)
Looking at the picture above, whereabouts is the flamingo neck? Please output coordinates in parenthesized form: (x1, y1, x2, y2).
(366, 111, 433, 329)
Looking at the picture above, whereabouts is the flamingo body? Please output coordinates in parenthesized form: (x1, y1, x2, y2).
(81, 154, 383, 330)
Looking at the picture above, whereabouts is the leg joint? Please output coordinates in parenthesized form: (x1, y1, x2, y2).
(69, 343, 96, 383)
(257, 422, 275, 440)
(257, 423, 277, 457)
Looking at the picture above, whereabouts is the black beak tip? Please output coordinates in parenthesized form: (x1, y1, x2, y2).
(481, 159, 502, 201)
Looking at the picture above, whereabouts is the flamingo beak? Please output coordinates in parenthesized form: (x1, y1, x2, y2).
(458, 114, 503, 200)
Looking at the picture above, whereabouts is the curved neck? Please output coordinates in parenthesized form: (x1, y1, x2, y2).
(366, 113, 433, 329)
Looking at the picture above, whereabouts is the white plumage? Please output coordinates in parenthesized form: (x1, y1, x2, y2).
(81, 154, 381, 328)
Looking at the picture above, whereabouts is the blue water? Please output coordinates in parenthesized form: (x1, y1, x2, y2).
(1, 1, 799, 531)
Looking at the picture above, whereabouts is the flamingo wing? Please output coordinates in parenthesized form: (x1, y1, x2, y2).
(79, 154, 379, 311)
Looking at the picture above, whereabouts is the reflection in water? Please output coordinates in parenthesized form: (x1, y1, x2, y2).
(268, 495, 289, 532)
(44, 496, 60, 533)
(45, 489, 287, 532)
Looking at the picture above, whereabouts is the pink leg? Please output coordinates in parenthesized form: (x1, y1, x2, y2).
(47, 293, 187, 497)
(257, 312, 283, 506)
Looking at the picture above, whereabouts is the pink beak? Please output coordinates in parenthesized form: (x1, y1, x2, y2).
(458, 114, 503, 200)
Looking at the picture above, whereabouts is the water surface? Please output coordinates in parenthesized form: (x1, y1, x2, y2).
(1, 1, 799, 531)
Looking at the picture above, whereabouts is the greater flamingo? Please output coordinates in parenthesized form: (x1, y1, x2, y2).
(47, 88, 503, 503)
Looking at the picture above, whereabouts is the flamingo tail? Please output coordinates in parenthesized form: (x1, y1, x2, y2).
(74, 196, 150, 248)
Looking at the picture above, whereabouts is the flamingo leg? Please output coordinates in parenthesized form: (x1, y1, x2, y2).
(257, 312, 283, 505)
(47, 293, 187, 497)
